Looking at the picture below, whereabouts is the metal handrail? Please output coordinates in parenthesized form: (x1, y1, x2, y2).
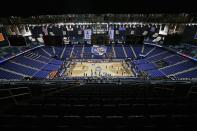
(0, 93, 31, 100)
(0, 86, 30, 90)
(0, 86, 32, 105)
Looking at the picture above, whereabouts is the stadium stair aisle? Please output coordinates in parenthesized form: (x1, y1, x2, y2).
(145, 51, 168, 60)
(23, 56, 47, 64)
(130, 45, 137, 58)
(12, 56, 46, 69)
(112, 45, 117, 58)
(122, 45, 128, 58)
(132, 46, 143, 58)
(0, 67, 25, 79)
(41, 48, 52, 57)
(159, 60, 188, 70)
(175, 68, 197, 78)
(62, 46, 73, 59)
(52, 47, 56, 55)
(169, 66, 197, 77)
(146, 52, 171, 62)
(0, 61, 37, 76)
(143, 47, 156, 57)
(81, 44, 85, 58)
(70, 45, 75, 58)
(141, 44, 145, 54)
(54, 47, 64, 58)
(145, 48, 164, 58)
(60, 46, 66, 59)
(162, 54, 175, 61)
(114, 45, 125, 59)
(160, 60, 197, 75)
(10, 61, 40, 71)
(124, 45, 135, 58)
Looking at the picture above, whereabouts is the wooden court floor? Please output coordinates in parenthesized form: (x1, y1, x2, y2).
(65, 61, 134, 77)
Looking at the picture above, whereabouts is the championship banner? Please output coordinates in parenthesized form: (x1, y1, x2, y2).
(108, 29, 114, 40)
(84, 29, 92, 40)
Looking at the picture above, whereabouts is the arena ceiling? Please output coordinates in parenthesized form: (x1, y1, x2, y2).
(1, 0, 197, 16)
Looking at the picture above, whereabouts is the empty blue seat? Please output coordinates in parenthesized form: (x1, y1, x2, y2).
(54, 46, 64, 58)
(124, 46, 134, 58)
(146, 52, 172, 62)
(132, 46, 142, 57)
(12, 56, 45, 69)
(142, 45, 154, 55)
(137, 63, 156, 71)
(42, 64, 61, 71)
(175, 69, 197, 78)
(73, 45, 83, 59)
(0, 69, 23, 79)
(133, 59, 149, 65)
(36, 56, 51, 63)
(83, 46, 92, 59)
(146, 48, 164, 58)
(164, 55, 185, 65)
(161, 61, 197, 75)
(49, 59, 64, 65)
(62, 46, 73, 59)
(114, 45, 125, 59)
(43, 47, 54, 56)
(33, 70, 50, 78)
(32, 48, 51, 58)
(0, 61, 37, 76)
(147, 69, 166, 78)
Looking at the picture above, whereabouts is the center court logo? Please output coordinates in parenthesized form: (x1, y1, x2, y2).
(91, 45, 107, 56)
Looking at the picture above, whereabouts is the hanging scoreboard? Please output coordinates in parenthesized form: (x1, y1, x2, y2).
(91, 34, 109, 45)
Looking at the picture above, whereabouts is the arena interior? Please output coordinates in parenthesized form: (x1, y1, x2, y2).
(0, 19, 196, 80)
(0, 11, 197, 129)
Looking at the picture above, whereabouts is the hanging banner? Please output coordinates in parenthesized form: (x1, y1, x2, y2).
(84, 29, 92, 40)
(108, 29, 114, 40)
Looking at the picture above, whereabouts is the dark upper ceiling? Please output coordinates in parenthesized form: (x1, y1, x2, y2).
(1, 0, 197, 16)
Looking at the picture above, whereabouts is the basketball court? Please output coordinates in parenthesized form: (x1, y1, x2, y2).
(64, 61, 134, 77)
